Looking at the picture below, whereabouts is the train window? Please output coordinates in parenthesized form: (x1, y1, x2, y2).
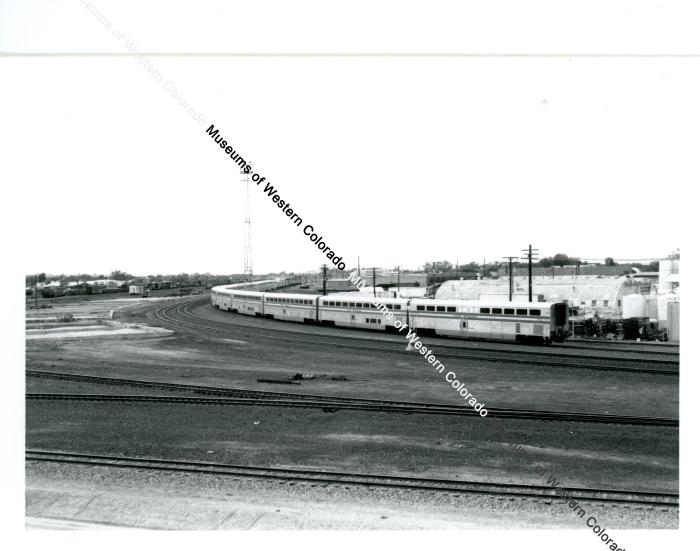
(363, 303, 370, 308)
(395, 305, 401, 310)
(503, 308, 514, 314)
(480, 307, 490, 314)
(342, 302, 348, 307)
(426, 306, 435, 312)
(492, 308, 502, 314)
(365, 318, 370, 323)
(417, 305, 425, 311)
(580, 301, 586, 306)
(516, 308, 526, 315)
(447, 307, 456, 312)
(617, 300, 622, 307)
(591, 300, 597, 307)
(529, 309, 541, 316)
(436, 306, 445, 312)
(603, 300, 609, 307)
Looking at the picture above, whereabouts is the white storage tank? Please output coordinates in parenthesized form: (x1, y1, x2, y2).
(645, 295, 659, 320)
(658, 259, 680, 294)
(668, 301, 680, 343)
(657, 294, 679, 327)
(622, 294, 646, 318)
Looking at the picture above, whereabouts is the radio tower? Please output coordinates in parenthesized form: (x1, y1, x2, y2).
(242, 169, 253, 285)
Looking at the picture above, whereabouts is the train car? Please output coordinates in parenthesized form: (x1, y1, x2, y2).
(210, 285, 569, 345)
(263, 292, 317, 323)
(318, 295, 409, 330)
(217, 289, 265, 316)
(408, 299, 568, 344)
(211, 288, 229, 309)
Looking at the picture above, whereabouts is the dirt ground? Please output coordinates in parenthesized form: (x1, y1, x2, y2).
(25, 294, 679, 529)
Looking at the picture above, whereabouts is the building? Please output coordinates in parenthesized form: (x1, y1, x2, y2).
(435, 275, 647, 317)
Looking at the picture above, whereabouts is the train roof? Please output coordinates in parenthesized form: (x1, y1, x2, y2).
(409, 298, 558, 308)
(214, 286, 264, 294)
(264, 292, 319, 300)
(321, 295, 408, 304)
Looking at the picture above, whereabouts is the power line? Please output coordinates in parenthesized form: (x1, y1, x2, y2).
(502, 256, 517, 301)
(521, 245, 540, 302)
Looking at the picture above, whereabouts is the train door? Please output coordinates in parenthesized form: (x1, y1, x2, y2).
(491, 320, 503, 339)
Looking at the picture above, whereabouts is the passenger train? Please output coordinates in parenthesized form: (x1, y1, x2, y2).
(210, 285, 569, 344)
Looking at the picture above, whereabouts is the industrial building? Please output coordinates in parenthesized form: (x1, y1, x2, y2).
(436, 259, 680, 342)
(435, 275, 645, 317)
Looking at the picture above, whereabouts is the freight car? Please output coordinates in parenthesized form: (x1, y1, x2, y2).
(211, 286, 568, 344)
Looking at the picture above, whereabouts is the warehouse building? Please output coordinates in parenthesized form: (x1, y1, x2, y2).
(435, 275, 647, 317)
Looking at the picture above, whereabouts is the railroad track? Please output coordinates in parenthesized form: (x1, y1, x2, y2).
(25, 376, 678, 426)
(182, 301, 680, 366)
(25, 449, 678, 507)
(554, 341, 679, 356)
(152, 300, 679, 376)
(183, 300, 678, 363)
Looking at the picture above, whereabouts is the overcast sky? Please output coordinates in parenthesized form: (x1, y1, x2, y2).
(2, 1, 696, 276)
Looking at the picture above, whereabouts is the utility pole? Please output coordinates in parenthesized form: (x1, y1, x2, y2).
(34, 274, 38, 308)
(502, 256, 516, 301)
(321, 264, 328, 296)
(372, 267, 377, 297)
(521, 244, 540, 302)
(397, 266, 401, 296)
(483, 258, 486, 279)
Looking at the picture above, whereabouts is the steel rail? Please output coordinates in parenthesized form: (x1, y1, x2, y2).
(151, 300, 678, 375)
(25, 449, 679, 507)
(25, 390, 679, 426)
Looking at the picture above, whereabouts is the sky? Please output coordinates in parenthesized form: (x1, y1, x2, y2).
(1, 1, 696, 276)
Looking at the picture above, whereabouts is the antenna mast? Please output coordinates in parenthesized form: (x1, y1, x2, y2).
(242, 169, 253, 285)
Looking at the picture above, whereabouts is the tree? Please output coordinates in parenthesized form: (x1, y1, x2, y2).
(538, 253, 581, 268)
(110, 270, 133, 281)
(605, 257, 616, 266)
(422, 261, 453, 273)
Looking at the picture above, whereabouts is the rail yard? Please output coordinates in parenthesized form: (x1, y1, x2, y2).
(25, 287, 679, 529)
